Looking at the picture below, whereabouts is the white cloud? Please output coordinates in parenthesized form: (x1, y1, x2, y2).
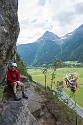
(75, 2, 83, 14)
(38, 0, 46, 6)
(17, 0, 83, 44)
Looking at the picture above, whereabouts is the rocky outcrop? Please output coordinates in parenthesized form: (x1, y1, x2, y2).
(0, 101, 38, 125)
(0, 76, 44, 125)
(0, 0, 20, 83)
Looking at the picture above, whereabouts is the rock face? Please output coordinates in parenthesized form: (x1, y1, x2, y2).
(0, 76, 44, 125)
(0, 1, 44, 125)
(0, 101, 38, 125)
(0, 0, 20, 83)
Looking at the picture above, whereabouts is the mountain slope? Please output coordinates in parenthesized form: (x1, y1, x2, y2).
(17, 39, 61, 66)
(33, 40, 61, 66)
(58, 24, 83, 62)
(17, 43, 38, 65)
(17, 24, 83, 66)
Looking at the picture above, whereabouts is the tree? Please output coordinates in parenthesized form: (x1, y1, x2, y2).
(51, 57, 62, 89)
(41, 68, 48, 92)
(52, 56, 62, 71)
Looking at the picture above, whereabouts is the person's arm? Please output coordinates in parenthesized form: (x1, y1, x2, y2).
(7, 70, 16, 83)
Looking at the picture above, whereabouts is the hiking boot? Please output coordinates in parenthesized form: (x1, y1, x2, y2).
(14, 94, 21, 101)
(22, 92, 28, 99)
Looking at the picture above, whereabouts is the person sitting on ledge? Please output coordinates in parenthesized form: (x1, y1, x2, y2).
(7, 62, 28, 101)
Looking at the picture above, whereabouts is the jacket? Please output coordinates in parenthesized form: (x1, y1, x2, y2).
(7, 69, 20, 83)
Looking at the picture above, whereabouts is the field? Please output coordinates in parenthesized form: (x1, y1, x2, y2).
(28, 67, 83, 107)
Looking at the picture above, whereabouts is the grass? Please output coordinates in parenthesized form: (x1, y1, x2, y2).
(64, 86, 83, 107)
(28, 67, 83, 107)
(32, 82, 83, 125)
(28, 68, 83, 85)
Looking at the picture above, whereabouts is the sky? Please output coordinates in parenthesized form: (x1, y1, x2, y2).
(17, 0, 83, 44)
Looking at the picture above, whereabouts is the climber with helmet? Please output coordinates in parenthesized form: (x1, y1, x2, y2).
(7, 62, 28, 101)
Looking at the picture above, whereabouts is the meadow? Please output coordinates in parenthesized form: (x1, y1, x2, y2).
(28, 67, 83, 107)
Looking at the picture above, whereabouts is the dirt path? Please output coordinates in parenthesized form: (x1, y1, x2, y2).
(37, 104, 57, 125)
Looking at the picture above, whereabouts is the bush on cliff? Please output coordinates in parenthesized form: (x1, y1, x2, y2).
(16, 54, 32, 81)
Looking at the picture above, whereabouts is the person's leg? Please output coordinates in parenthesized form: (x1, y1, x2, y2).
(21, 82, 28, 99)
(12, 82, 21, 101)
(13, 82, 17, 94)
(21, 83, 25, 92)
(21, 83, 28, 99)
(16, 81, 28, 99)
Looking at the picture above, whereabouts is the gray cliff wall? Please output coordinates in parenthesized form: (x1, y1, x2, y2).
(0, 0, 20, 83)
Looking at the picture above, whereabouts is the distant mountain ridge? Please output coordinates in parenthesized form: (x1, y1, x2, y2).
(37, 31, 60, 41)
(36, 31, 63, 45)
(17, 24, 83, 66)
